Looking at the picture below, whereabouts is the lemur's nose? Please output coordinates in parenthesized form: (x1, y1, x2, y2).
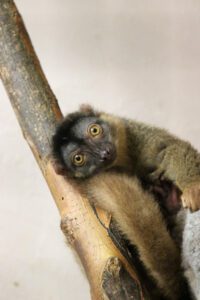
(100, 148, 111, 161)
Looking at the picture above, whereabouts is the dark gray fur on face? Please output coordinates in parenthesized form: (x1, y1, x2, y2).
(52, 113, 116, 178)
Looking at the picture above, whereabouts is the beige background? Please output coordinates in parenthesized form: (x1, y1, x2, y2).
(0, 0, 200, 299)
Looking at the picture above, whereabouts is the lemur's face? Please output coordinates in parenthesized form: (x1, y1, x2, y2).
(53, 115, 116, 178)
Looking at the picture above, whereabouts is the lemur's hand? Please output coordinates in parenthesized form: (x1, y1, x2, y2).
(51, 158, 66, 176)
(181, 182, 200, 212)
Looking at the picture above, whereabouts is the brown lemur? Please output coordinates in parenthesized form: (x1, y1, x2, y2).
(52, 105, 200, 299)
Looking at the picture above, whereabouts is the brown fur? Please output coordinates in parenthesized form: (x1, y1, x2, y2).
(82, 172, 183, 299)
(100, 113, 132, 171)
(100, 111, 200, 211)
(52, 106, 199, 299)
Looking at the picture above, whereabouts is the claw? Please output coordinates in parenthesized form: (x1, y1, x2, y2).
(181, 196, 188, 208)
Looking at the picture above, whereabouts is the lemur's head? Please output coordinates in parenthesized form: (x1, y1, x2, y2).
(52, 105, 117, 178)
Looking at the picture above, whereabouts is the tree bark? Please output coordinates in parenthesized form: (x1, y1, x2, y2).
(0, 1, 148, 299)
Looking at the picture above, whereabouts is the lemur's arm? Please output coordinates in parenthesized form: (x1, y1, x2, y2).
(128, 121, 200, 211)
(151, 141, 200, 211)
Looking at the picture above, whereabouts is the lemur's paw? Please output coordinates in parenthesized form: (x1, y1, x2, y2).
(181, 182, 200, 212)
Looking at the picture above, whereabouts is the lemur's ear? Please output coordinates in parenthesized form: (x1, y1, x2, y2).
(79, 103, 95, 114)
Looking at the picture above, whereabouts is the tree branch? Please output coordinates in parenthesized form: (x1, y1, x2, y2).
(0, 1, 148, 299)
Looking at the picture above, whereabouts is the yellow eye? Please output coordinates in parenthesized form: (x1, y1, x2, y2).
(72, 154, 85, 166)
(88, 124, 103, 137)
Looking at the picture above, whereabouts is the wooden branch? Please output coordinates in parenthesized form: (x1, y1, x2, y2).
(0, 1, 149, 299)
